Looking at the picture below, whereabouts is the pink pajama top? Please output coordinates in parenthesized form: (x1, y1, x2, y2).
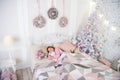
(48, 48, 63, 61)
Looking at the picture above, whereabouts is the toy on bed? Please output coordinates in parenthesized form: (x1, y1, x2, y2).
(36, 50, 45, 59)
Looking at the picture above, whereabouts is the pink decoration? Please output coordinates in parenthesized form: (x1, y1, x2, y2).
(48, 48, 63, 61)
(59, 17, 68, 27)
(36, 50, 45, 59)
(33, 0, 46, 28)
(59, 0, 68, 27)
(48, 0, 58, 20)
(58, 41, 76, 52)
(48, 7, 58, 20)
(33, 15, 46, 28)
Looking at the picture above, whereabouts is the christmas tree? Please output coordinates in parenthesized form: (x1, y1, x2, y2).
(76, 6, 104, 59)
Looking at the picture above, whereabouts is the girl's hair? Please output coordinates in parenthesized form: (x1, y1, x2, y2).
(47, 46, 55, 53)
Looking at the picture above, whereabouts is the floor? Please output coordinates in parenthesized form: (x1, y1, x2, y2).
(16, 67, 32, 80)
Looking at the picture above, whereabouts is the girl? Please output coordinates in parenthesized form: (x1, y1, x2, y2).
(47, 46, 66, 66)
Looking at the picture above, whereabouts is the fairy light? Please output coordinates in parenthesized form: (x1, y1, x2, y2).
(111, 26, 116, 31)
(104, 20, 109, 25)
(98, 14, 103, 18)
(89, 0, 96, 15)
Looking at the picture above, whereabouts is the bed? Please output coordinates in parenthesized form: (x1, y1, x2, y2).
(30, 34, 120, 80)
(31, 52, 120, 80)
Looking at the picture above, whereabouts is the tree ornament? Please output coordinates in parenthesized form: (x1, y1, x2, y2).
(33, 0, 46, 28)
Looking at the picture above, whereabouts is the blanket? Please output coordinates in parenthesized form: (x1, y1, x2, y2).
(33, 53, 120, 80)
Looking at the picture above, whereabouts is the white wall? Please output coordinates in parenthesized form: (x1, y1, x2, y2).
(0, 0, 19, 42)
(0, 0, 23, 67)
(0, 0, 90, 69)
(76, 0, 90, 32)
(0, 0, 30, 69)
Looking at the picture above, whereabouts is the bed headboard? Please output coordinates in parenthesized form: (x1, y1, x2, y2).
(31, 33, 73, 45)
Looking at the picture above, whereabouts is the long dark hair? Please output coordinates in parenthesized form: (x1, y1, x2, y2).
(47, 46, 55, 53)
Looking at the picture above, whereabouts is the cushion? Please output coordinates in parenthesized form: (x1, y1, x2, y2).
(58, 41, 76, 53)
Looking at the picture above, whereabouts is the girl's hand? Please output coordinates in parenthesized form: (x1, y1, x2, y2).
(48, 56, 55, 60)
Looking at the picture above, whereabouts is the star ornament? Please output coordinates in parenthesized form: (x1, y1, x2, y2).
(59, 17, 68, 27)
(33, 15, 46, 28)
(48, 7, 58, 20)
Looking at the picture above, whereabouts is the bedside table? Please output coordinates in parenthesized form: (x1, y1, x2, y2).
(117, 60, 120, 72)
(1, 59, 16, 72)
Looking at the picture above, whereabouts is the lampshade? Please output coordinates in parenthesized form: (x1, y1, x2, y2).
(3, 36, 15, 45)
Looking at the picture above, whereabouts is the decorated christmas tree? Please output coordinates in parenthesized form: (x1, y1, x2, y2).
(76, 6, 104, 59)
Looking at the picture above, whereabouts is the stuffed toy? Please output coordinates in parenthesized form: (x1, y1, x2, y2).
(36, 50, 45, 59)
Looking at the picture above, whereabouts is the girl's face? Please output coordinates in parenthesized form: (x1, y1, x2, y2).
(48, 47, 55, 53)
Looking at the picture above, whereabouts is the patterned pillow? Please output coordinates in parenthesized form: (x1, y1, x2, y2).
(58, 41, 76, 53)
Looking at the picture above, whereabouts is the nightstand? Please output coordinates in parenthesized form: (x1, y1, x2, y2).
(117, 60, 120, 72)
(0, 59, 16, 72)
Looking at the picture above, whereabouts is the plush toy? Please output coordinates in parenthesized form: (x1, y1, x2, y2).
(36, 50, 45, 59)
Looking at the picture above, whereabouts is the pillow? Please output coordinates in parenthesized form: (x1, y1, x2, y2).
(58, 41, 76, 53)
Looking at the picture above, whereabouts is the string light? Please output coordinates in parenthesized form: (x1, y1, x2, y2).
(104, 20, 109, 25)
(98, 14, 103, 18)
(89, 1, 96, 15)
(90, 0, 96, 6)
(111, 26, 116, 31)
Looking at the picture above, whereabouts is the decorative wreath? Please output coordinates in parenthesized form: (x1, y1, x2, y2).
(48, 7, 58, 20)
(33, 15, 46, 28)
(59, 17, 68, 27)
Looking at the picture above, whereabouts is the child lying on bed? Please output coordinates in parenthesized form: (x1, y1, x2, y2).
(47, 46, 66, 67)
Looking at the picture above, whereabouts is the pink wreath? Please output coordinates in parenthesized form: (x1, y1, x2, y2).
(33, 15, 46, 28)
(59, 17, 68, 27)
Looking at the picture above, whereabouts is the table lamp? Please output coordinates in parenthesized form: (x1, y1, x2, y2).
(2, 36, 16, 71)
(3, 35, 15, 60)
